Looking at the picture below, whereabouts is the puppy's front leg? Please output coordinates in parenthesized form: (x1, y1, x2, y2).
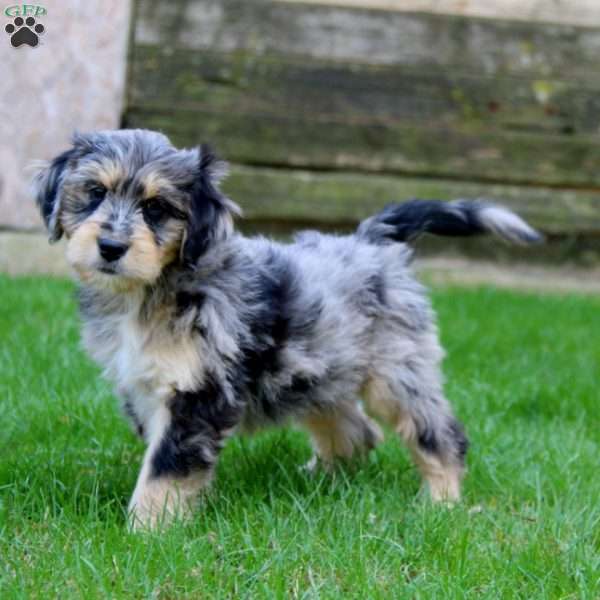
(128, 383, 241, 530)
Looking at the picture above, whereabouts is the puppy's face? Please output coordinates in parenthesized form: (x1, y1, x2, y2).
(34, 130, 238, 291)
(60, 157, 187, 288)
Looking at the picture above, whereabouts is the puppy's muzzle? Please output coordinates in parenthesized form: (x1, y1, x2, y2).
(98, 238, 129, 263)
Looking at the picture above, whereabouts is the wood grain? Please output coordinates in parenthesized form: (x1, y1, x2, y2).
(127, 0, 600, 240)
(222, 165, 600, 234)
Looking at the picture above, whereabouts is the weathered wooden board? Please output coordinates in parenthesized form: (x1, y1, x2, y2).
(133, 0, 600, 80)
(130, 47, 600, 136)
(127, 0, 600, 249)
(222, 165, 600, 234)
(128, 0, 600, 187)
(126, 106, 600, 187)
(280, 0, 600, 29)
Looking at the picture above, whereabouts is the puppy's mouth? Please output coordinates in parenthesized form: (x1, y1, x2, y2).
(75, 264, 142, 293)
(98, 264, 119, 275)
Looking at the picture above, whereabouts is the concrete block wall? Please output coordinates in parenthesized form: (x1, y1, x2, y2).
(0, 0, 131, 230)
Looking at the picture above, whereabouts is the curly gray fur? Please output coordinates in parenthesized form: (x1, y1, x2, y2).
(33, 129, 541, 528)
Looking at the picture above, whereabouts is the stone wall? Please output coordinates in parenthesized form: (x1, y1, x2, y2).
(0, 0, 131, 229)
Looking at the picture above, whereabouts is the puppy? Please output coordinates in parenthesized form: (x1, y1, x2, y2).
(33, 129, 541, 528)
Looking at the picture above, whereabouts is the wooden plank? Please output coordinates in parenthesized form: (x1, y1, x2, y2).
(126, 106, 600, 187)
(279, 0, 600, 29)
(134, 0, 600, 81)
(222, 165, 600, 234)
(129, 47, 600, 136)
(129, 2, 600, 186)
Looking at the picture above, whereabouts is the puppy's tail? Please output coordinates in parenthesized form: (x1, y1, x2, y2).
(356, 199, 543, 246)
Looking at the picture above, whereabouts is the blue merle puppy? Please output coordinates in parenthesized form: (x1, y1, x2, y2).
(34, 129, 541, 529)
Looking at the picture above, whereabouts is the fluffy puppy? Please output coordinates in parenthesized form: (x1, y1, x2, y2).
(33, 129, 541, 528)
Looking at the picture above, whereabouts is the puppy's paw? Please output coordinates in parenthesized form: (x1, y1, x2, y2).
(300, 454, 337, 474)
(128, 479, 193, 531)
(362, 418, 384, 452)
(128, 498, 192, 532)
(421, 471, 462, 505)
(301, 454, 321, 474)
(128, 504, 166, 532)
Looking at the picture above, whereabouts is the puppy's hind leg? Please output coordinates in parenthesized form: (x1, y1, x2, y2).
(364, 368, 468, 502)
(303, 400, 383, 471)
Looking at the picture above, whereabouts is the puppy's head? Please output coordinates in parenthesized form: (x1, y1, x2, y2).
(33, 129, 239, 290)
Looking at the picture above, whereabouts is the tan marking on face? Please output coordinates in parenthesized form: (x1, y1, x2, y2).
(66, 220, 102, 273)
(67, 222, 140, 292)
(64, 185, 183, 287)
(96, 159, 126, 191)
(118, 223, 178, 284)
(140, 172, 175, 199)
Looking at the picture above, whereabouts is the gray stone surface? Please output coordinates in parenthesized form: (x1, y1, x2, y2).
(0, 232, 68, 276)
(0, 0, 132, 230)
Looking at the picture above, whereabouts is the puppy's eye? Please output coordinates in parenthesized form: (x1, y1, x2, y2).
(89, 185, 107, 202)
(142, 200, 167, 224)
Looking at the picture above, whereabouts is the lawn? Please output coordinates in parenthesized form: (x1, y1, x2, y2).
(0, 274, 599, 598)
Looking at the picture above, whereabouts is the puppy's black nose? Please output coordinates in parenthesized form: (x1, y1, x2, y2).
(98, 238, 129, 262)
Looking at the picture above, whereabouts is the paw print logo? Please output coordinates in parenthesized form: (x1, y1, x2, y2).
(5, 16, 45, 48)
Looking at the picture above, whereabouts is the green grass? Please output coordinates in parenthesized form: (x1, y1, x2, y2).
(1, 274, 599, 599)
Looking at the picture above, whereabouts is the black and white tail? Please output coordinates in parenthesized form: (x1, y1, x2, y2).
(357, 199, 543, 246)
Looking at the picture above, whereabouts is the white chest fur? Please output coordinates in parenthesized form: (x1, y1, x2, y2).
(81, 305, 203, 427)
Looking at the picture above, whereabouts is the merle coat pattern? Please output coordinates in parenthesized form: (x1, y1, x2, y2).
(33, 129, 541, 528)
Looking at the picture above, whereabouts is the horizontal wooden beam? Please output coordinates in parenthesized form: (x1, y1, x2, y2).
(126, 106, 600, 187)
(222, 165, 600, 234)
(129, 2, 600, 187)
(130, 47, 600, 136)
(279, 0, 600, 29)
(134, 0, 600, 80)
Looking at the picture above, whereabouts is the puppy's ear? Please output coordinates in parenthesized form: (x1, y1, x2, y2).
(32, 147, 78, 242)
(181, 145, 241, 267)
